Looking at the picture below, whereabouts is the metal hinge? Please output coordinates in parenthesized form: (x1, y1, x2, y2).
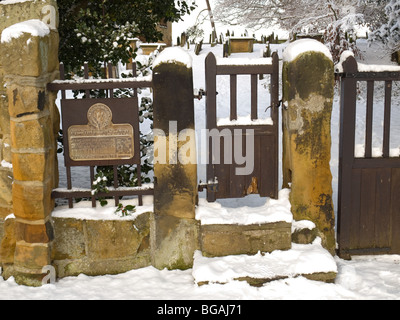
(265, 99, 283, 112)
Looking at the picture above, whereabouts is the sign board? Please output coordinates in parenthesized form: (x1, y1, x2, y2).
(61, 98, 140, 167)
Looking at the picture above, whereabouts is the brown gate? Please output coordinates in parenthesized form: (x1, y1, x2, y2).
(205, 52, 280, 202)
(337, 55, 400, 258)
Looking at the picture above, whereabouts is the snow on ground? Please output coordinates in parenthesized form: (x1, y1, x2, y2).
(1, 39, 400, 300)
(0, 255, 399, 300)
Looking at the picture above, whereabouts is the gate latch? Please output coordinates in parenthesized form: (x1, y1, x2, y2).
(198, 179, 219, 193)
(194, 88, 206, 100)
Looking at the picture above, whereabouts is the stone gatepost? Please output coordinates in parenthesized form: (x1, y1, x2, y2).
(282, 39, 336, 255)
(151, 47, 199, 270)
(0, 3, 60, 286)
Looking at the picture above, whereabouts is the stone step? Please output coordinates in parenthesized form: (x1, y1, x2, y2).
(200, 221, 292, 257)
(193, 238, 338, 287)
(196, 190, 294, 258)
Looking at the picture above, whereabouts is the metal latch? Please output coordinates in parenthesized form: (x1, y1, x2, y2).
(194, 88, 206, 100)
(198, 179, 219, 193)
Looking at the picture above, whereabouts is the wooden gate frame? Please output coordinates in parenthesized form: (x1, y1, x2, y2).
(337, 55, 400, 258)
(205, 52, 280, 202)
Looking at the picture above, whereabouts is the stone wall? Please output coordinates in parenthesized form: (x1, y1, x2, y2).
(52, 213, 152, 278)
(0, 0, 60, 286)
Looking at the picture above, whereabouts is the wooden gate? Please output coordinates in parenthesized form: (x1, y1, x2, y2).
(337, 55, 400, 258)
(205, 52, 280, 202)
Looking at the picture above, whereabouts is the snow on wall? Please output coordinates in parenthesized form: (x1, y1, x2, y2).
(1, 19, 50, 43)
(283, 39, 333, 63)
(152, 46, 192, 69)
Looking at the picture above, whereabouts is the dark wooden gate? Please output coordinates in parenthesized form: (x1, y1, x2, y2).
(337, 55, 400, 258)
(205, 52, 280, 202)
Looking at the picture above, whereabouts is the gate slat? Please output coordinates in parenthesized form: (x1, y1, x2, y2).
(251, 74, 258, 120)
(359, 169, 377, 249)
(375, 168, 392, 248)
(349, 168, 361, 250)
(230, 75, 237, 121)
(383, 81, 392, 158)
(365, 81, 374, 158)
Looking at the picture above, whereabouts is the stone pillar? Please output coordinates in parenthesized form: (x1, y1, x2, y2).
(282, 39, 336, 255)
(151, 47, 199, 270)
(0, 19, 60, 286)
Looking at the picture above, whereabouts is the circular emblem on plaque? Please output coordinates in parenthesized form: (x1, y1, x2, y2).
(87, 103, 113, 130)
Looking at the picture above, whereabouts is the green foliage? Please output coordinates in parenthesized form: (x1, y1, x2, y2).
(58, 0, 196, 78)
(115, 204, 136, 217)
(91, 171, 110, 207)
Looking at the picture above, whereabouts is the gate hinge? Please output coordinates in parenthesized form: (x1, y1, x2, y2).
(265, 99, 283, 112)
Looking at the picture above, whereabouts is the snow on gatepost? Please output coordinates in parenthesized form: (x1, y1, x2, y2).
(1, 19, 50, 43)
(283, 39, 333, 63)
(152, 46, 192, 69)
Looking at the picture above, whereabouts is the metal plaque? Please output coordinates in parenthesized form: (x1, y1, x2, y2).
(68, 103, 134, 161)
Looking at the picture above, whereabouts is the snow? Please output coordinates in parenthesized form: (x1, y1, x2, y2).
(152, 46, 192, 69)
(283, 39, 333, 63)
(217, 57, 273, 66)
(217, 115, 273, 127)
(1, 38, 400, 300)
(52, 196, 154, 221)
(0, 0, 33, 5)
(196, 189, 292, 226)
(193, 238, 337, 285)
(1, 19, 50, 43)
(336, 50, 400, 73)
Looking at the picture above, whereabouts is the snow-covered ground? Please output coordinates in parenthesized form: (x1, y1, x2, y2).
(1, 39, 400, 300)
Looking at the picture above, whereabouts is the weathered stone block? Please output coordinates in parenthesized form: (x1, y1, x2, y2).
(201, 222, 292, 257)
(11, 115, 53, 150)
(151, 214, 200, 270)
(0, 217, 16, 265)
(0, 31, 58, 78)
(0, 168, 13, 206)
(15, 221, 53, 244)
(12, 151, 53, 182)
(0, 0, 59, 31)
(85, 220, 144, 260)
(292, 225, 318, 245)
(51, 218, 86, 261)
(7, 85, 47, 118)
(12, 180, 53, 221)
(14, 241, 50, 271)
(0, 95, 10, 134)
(51, 213, 152, 279)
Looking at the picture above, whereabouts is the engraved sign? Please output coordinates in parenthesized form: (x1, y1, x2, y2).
(68, 103, 134, 161)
